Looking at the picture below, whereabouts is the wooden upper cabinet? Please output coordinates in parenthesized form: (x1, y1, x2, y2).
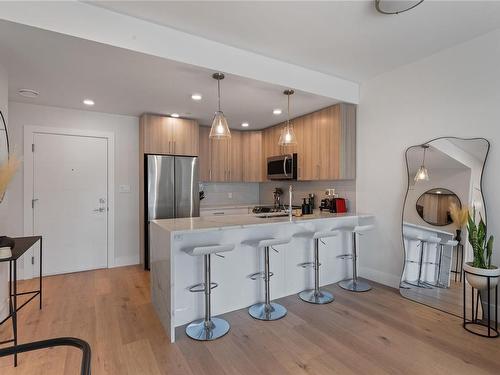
(210, 138, 229, 182)
(140, 114, 199, 156)
(228, 130, 243, 182)
(198, 126, 211, 181)
(242, 131, 263, 182)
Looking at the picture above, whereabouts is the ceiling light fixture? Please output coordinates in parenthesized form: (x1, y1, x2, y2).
(278, 89, 297, 146)
(209, 72, 231, 139)
(273, 108, 282, 115)
(83, 99, 95, 106)
(171, 113, 180, 118)
(414, 144, 430, 182)
(375, 0, 424, 15)
(241, 122, 249, 128)
(18, 89, 39, 98)
(191, 93, 202, 101)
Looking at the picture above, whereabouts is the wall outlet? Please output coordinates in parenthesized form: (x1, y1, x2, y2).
(227, 192, 233, 199)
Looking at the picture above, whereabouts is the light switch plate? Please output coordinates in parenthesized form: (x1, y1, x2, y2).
(119, 185, 131, 193)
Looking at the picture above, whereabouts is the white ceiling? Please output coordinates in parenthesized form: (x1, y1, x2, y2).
(0, 20, 335, 128)
(89, 1, 500, 82)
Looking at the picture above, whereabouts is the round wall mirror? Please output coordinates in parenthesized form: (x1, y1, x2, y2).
(0, 110, 10, 203)
(415, 188, 461, 226)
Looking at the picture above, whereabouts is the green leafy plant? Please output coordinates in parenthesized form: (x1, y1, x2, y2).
(467, 207, 494, 269)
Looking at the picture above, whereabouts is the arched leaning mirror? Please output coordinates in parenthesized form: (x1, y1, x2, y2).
(400, 137, 489, 317)
(0, 110, 9, 203)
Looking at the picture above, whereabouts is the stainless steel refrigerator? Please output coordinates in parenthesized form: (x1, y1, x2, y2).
(145, 155, 199, 269)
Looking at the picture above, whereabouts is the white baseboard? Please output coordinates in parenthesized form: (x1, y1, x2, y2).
(359, 266, 401, 289)
(112, 254, 140, 268)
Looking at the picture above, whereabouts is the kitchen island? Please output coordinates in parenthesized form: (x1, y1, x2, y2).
(150, 212, 374, 342)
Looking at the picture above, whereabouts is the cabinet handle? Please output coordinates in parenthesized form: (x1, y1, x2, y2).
(209, 169, 212, 181)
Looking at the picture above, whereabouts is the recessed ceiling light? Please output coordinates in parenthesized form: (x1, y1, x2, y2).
(241, 122, 249, 127)
(273, 109, 282, 115)
(18, 89, 39, 98)
(83, 99, 95, 106)
(171, 113, 180, 118)
(191, 94, 202, 101)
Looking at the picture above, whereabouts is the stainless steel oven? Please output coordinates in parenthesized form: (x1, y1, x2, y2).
(267, 153, 297, 180)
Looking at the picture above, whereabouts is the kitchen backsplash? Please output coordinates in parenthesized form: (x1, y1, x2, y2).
(260, 180, 356, 212)
(200, 182, 260, 207)
(200, 180, 356, 212)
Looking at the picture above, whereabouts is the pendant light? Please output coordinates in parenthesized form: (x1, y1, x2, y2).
(278, 89, 297, 146)
(414, 144, 430, 182)
(209, 72, 231, 139)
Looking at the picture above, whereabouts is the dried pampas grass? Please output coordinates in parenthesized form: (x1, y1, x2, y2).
(449, 202, 468, 229)
(0, 155, 21, 199)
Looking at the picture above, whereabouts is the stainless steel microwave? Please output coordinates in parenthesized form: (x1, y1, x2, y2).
(267, 153, 298, 180)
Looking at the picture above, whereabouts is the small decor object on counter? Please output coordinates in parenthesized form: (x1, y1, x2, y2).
(463, 207, 499, 338)
(450, 202, 468, 241)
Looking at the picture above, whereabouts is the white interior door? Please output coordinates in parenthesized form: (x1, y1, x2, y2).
(33, 132, 108, 275)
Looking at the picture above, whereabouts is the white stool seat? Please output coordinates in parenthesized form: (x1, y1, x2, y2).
(338, 224, 374, 234)
(425, 236, 442, 244)
(440, 239, 458, 247)
(295, 230, 340, 240)
(184, 244, 235, 257)
(404, 233, 426, 242)
(242, 238, 291, 248)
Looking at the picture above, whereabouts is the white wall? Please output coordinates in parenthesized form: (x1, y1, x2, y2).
(357, 29, 500, 287)
(0, 64, 9, 320)
(7, 102, 140, 267)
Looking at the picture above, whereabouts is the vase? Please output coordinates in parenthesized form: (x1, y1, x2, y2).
(455, 229, 462, 243)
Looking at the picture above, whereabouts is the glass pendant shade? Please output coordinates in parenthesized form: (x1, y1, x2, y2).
(414, 165, 429, 182)
(209, 111, 231, 139)
(278, 89, 297, 146)
(278, 124, 297, 146)
(209, 72, 231, 140)
(414, 145, 430, 182)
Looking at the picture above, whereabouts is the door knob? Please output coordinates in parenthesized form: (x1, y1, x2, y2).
(93, 207, 105, 212)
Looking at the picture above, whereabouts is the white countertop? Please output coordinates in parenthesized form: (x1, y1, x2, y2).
(403, 221, 454, 236)
(153, 212, 373, 234)
(200, 204, 254, 210)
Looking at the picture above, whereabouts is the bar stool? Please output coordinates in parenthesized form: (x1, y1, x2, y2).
(184, 243, 235, 341)
(337, 225, 375, 292)
(243, 237, 291, 321)
(435, 239, 458, 287)
(294, 229, 339, 304)
(403, 234, 441, 289)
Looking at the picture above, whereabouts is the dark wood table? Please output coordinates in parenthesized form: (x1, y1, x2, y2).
(0, 236, 42, 366)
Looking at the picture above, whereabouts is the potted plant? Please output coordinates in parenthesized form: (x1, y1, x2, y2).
(463, 207, 499, 290)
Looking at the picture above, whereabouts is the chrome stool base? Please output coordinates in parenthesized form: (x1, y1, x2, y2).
(299, 289, 334, 304)
(338, 279, 372, 292)
(185, 317, 230, 341)
(248, 302, 287, 321)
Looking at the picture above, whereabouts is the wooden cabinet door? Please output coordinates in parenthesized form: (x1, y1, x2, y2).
(242, 131, 263, 182)
(210, 139, 229, 182)
(317, 106, 340, 180)
(172, 118, 199, 156)
(141, 114, 173, 154)
(228, 130, 243, 182)
(198, 126, 211, 181)
(339, 103, 356, 179)
(297, 113, 319, 181)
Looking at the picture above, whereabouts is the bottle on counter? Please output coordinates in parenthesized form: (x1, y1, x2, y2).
(302, 198, 310, 215)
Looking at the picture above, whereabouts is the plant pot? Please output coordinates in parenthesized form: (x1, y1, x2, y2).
(464, 262, 500, 290)
(455, 229, 462, 243)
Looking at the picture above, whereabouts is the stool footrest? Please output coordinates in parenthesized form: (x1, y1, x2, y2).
(297, 261, 322, 269)
(248, 271, 274, 280)
(337, 253, 353, 260)
(188, 282, 218, 293)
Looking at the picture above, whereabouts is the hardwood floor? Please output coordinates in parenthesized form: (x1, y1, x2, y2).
(0, 265, 499, 374)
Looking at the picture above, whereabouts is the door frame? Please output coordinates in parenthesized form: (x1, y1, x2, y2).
(23, 125, 115, 278)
